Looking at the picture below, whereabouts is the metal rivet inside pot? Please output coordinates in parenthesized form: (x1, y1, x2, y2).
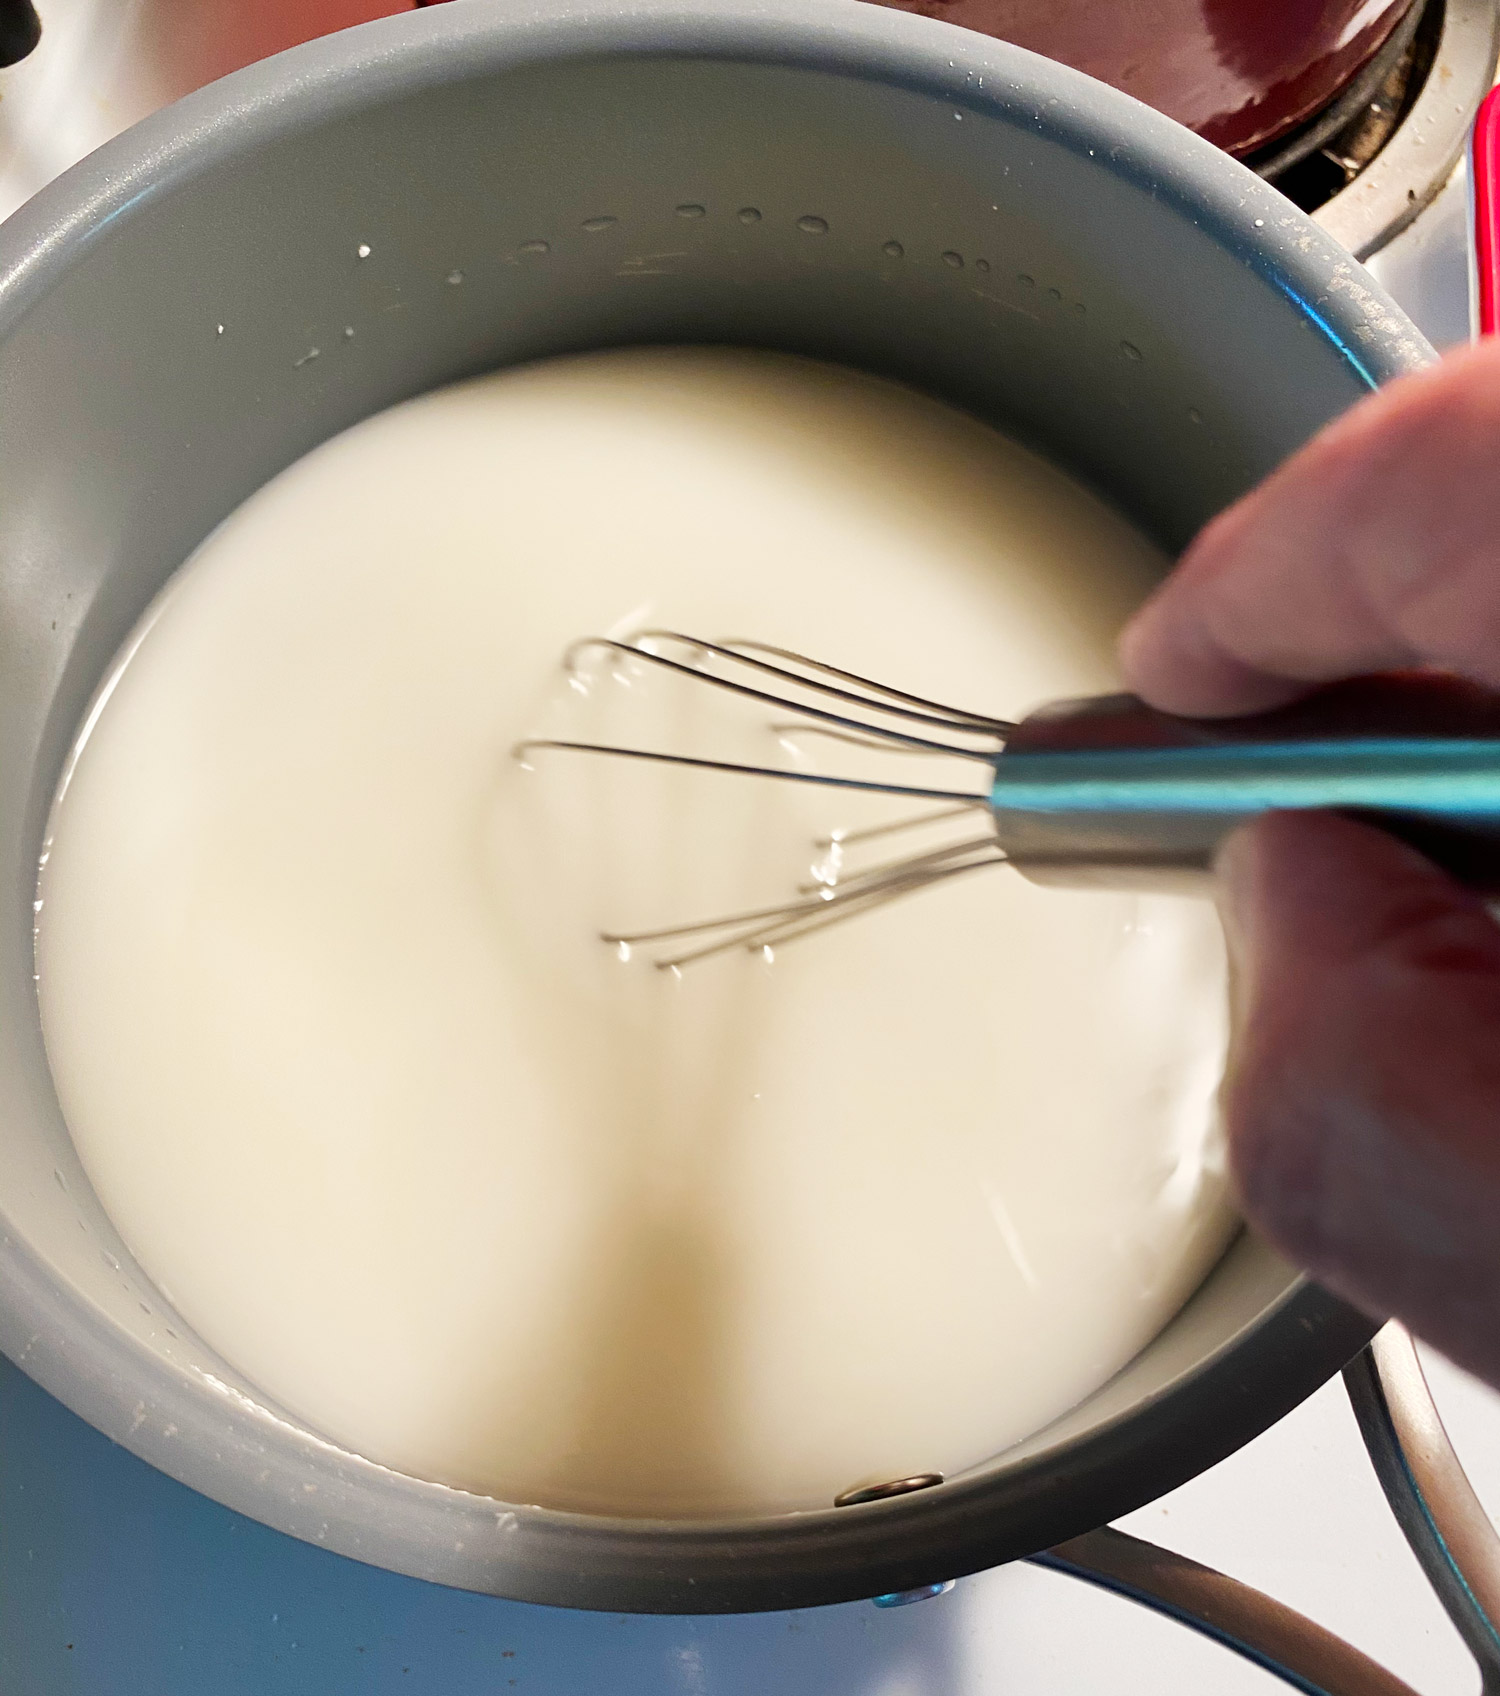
(834, 1473, 944, 1507)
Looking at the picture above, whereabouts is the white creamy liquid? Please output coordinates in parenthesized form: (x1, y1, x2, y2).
(35, 349, 1233, 1517)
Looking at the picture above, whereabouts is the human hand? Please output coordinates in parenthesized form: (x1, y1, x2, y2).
(1120, 338, 1500, 1389)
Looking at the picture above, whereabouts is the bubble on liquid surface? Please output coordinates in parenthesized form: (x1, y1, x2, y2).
(797, 215, 829, 235)
(519, 239, 550, 256)
(882, 240, 905, 259)
(215, 323, 224, 336)
(975, 258, 990, 274)
(343, 325, 355, 340)
(737, 207, 762, 224)
(582, 215, 618, 232)
(357, 243, 371, 260)
(1187, 407, 1203, 425)
(1017, 273, 1035, 288)
(675, 203, 707, 220)
(1120, 341, 1143, 361)
(1047, 286, 1061, 301)
(446, 270, 464, 286)
(942, 251, 963, 269)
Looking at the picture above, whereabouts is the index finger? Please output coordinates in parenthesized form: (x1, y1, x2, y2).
(1119, 338, 1500, 717)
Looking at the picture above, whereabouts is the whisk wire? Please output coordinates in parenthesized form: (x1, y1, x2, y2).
(711, 638, 1014, 733)
(730, 852, 1003, 960)
(797, 832, 1000, 898)
(563, 636, 1003, 759)
(768, 724, 974, 758)
(513, 739, 984, 804)
(602, 833, 1004, 969)
(814, 802, 985, 850)
(521, 631, 1012, 968)
(653, 850, 1005, 968)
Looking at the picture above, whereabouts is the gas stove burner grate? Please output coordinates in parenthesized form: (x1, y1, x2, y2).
(1306, 0, 1500, 259)
(1248, 0, 1437, 206)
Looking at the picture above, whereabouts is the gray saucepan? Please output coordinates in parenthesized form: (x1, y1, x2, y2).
(0, 0, 1425, 1614)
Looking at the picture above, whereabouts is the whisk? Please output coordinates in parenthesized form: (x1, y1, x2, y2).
(515, 632, 1500, 968)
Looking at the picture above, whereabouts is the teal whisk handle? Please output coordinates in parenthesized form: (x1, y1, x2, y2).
(992, 673, 1500, 893)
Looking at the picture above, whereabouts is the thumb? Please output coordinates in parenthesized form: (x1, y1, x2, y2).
(1216, 811, 1500, 1389)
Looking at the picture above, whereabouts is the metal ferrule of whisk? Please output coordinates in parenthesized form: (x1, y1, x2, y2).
(992, 677, 1500, 892)
(515, 634, 1500, 967)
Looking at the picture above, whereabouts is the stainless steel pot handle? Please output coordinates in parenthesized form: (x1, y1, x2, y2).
(0, 0, 40, 67)
(1031, 1323, 1500, 1696)
(1346, 1324, 1500, 1692)
(1033, 1526, 1420, 1696)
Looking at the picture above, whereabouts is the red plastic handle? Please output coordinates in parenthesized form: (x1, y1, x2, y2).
(1472, 84, 1500, 337)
